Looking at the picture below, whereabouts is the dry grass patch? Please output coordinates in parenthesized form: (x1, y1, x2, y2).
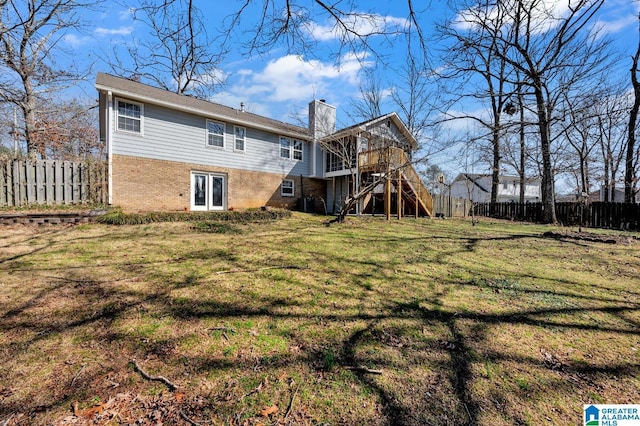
(0, 215, 638, 425)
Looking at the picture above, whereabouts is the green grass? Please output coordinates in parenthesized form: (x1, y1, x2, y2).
(0, 214, 638, 425)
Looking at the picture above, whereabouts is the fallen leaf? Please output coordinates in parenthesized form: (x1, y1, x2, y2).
(174, 392, 185, 403)
(83, 403, 106, 418)
(259, 405, 278, 416)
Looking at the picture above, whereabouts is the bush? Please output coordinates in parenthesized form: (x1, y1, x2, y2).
(96, 208, 292, 225)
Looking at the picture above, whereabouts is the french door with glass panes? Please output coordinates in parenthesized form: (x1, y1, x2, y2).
(191, 172, 226, 211)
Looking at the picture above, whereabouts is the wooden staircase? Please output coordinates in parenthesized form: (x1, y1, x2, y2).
(358, 147, 433, 217)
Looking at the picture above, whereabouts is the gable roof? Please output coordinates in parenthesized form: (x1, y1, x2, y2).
(454, 173, 490, 193)
(320, 112, 418, 150)
(453, 173, 541, 187)
(95, 72, 310, 140)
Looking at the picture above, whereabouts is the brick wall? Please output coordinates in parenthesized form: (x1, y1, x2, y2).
(112, 155, 326, 212)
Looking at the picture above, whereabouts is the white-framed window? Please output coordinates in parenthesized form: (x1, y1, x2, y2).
(116, 99, 143, 134)
(191, 172, 226, 211)
(207, 120, 225, 148)
(280, 137, 291, 158)
(280, 136, 303, 161)
(281, 179, 294, 197)
(234, 126, 246, 152)
(293, 140, 303, 160)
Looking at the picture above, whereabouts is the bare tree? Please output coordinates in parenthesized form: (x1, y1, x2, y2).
(30, 96, 102, 160)
(438, 0, 514, 206)
(347, 68, 385, 121)
(0, 0, 100, 159)
(390, 55, 444, 158)
(451, 0, 612, 223)
(110, 0, 226, 98)
(625, 13, 640, 203)
(501, 82, 539, 203)
(559, 92, 603, 195)
(223, 0, 428, 65)
(595, 88, 629, 202)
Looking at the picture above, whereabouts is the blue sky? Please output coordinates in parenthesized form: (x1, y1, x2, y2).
(63, 0, 638, 119)
(57, 0, 640, 180)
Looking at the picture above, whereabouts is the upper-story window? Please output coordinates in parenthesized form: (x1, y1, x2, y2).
(116, 99, 143, 133)
(293, 140, 303, 160)
(234, 126, 246, 152)
(207, 120, 225, 148)
(280, 137, 303, 161)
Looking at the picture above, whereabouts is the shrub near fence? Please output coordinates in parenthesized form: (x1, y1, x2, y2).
(0, 160, 108, 207)
(473, 201, 640, 230)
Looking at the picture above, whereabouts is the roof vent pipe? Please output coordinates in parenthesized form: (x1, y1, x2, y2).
(240, 102, 245, 112)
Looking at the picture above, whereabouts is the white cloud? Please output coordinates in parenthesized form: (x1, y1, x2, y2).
(95, 26, 133, 36)
(235, 54, 366, 102)
(119, 8, 135, 21)
(305, 13, 409, 41)
(592, 15, 636, 37)
(592, 0, 639, 37)
(210, 54, 370, 122)
(63, 34, 90, 48)
(454, 0, 572, 34)
(210, 91, 271, 117)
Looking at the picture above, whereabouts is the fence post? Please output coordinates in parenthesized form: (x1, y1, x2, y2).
(0, 161, 6, 207)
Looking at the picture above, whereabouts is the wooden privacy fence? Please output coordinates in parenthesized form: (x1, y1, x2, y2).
(0, 160, 108, 207)
(433, 195, 473, 218)
(473, 201, 640, 230)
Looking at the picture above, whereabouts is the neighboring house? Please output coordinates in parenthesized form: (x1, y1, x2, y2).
(449, 173, 541, 203)
(589, 186, 640, 203)
(95, 73, 432, 216)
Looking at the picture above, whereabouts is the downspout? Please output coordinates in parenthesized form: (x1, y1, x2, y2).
(107, 91, 113, 205)
(311, 139, 316, 177)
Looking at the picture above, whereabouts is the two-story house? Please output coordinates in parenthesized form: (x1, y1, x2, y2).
(449, 173, 541, 203)
(95, 73, 432, 216)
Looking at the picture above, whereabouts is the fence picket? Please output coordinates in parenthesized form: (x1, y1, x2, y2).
(473, 201, 639, 230)
(0, 159, 107, 207)
(45, 161, 54, 205)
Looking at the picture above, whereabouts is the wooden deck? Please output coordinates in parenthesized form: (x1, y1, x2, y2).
(358, 147, 434, 217)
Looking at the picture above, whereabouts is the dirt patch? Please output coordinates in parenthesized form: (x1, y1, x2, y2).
(542, 230, 639, 244)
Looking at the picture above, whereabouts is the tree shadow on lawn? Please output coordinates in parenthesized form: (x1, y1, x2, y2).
(2, 270, 640, 424)
(1, 229, 640, 424)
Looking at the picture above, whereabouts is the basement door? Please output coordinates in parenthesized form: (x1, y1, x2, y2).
(191, 172, 226, 211)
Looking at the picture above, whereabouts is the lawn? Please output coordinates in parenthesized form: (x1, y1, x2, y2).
(0, 214, 638, 425)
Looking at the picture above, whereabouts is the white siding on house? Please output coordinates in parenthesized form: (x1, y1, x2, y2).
(449, 174, 541, 203)
(109, 99, 312, 176)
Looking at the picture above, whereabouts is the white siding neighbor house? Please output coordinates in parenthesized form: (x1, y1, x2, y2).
(449, 173, 541, 203)
(95, 73, 433, 216)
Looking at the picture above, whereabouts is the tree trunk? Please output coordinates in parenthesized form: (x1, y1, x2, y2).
(626, 28, 640, 203)
(519, 89, 526, 203)
(533, 81, 557, 223)
(491, 130, 500, 208)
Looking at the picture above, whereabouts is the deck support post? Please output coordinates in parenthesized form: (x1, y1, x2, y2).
(385, 176, 391, 221)
(397, 169, 402, 220)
